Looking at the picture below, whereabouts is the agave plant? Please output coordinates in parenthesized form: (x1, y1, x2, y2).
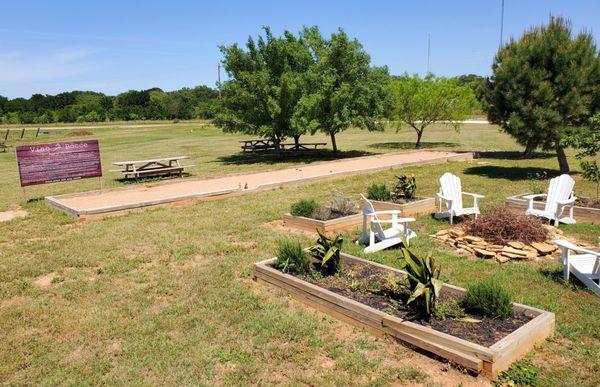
(309, 230, 344, 275)
(400, 247, 443, 320)
(391, 175, 417, 201)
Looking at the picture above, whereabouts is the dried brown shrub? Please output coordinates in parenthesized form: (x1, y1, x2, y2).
(464, 206, 548, 245)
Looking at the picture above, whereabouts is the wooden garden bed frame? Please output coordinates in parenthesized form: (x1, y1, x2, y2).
(253, 253, 555, 378)
(283, 213, 363, 234)
(360, 197, 435, 218)
(506, 193, 600, 224)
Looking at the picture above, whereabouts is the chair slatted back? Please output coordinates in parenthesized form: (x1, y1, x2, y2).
(360, 194, 386, 240)
(545, 174, 575, 214)
(439, 172, 463, 210)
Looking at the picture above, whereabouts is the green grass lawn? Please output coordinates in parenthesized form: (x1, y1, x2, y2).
(0, 121, 599, 385)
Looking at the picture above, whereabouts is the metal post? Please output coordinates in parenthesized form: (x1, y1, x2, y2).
(36, 127, 40, 137)
(20, 128, 25, 139)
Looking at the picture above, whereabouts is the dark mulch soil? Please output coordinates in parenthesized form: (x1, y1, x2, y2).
(576, 197, 600, 209)
(283, 260, 533, 347)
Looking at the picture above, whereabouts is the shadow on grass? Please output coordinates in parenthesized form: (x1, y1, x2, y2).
(369, 141, 459, 150)
(539, 266, 589, 292)
(463, 166, 561, 181)
(116, 172, 193, 185)
(216, 149, 375, 166)
(474, 151, 555, 160)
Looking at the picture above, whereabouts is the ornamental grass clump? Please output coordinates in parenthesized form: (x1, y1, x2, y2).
(273, 239, 311, 276)
(462, 279, 514, 319)
(464, 206, 548, 245)
(367, 183, 391, 201)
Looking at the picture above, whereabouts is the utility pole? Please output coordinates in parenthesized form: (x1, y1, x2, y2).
(427, 33, 431, 74)
(499, 0, 505, 49)
(217, 62, 222, 98)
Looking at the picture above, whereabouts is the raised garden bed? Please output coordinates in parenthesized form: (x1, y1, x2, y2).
(360, 197, 435, 218)
(254, 253, 555, 377)
(506, 194, 600, 224)
(283, 212, 362, 233)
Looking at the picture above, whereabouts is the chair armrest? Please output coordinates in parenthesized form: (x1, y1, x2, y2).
(523, 193, 546, 200)
(435, 193, 452, 202)
(556, 197, 577, 205)
(370, 210, 401, 215)
(463, 192, 484, 199)
(371, 217, 415, 224)
(553, 239, 600, 256)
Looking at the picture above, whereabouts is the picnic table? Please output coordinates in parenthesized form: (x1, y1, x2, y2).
(240, 139, 276, 152)
(110, 156, 193, 179)
(280, 142, 327, 152)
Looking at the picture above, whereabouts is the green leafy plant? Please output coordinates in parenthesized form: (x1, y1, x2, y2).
(273, 239, 311, 275)
(391, 175, 417, 201)
(433, 299, 465, 320)
(367, 183, 391, 201)
(309, 230, 344, 275)
(329, 194, 358, 217)
(462, 279, 514, 318)
(493, 360, 540, 386)
(290, 199, 317, 218)
(400, 247, 443, 320)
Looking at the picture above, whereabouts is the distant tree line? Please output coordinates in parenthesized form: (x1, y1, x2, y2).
(0, 86, 219, 124)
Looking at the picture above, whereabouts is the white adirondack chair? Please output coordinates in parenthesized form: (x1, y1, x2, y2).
(523, 174, 576, 225)
(359, 194, 416, 253)
(434, 172, 484, 224)
(554, 239, 600, 296)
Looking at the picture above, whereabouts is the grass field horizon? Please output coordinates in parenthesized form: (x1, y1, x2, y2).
(1, 121, 599, 385)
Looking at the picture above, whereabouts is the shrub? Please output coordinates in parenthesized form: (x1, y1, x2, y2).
(391, 175, 417, 201)
(309, 230, 343, 275)
(462, 279, 514, 319)
(273, 239, 311, 275)
(367, 183, 391, 201)
(400, 248, 443, 321)
(464, 206, 548, 245)
(312, 205, 332, 221)
(330, 194, 358, 216)
(290, 199, 317, 218)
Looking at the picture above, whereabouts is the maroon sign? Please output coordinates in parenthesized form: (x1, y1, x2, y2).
(16, 140, 102, 187)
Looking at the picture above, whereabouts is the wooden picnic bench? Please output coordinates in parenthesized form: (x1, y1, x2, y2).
(240, 139, 276, 152)
(280, 142, 327, 152)
(110, 156, 194, 179)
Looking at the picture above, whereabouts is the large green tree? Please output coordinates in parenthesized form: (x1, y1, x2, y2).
(215, 27, 314, 153)
(388, 74, 478, 148)
(480, 16, 600, 172)
(293, 27, 390, 154)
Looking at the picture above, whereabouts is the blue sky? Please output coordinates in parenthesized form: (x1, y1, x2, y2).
(1, 0, 598, 98)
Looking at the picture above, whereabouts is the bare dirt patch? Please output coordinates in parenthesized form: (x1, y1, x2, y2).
(68, 130, 93, 137)
(263, 220, 316, 238)
(0, 210, 28, 222)
(33, 272, 60, 287)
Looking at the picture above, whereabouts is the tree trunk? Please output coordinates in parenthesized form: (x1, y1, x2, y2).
(523, 142, 536, 158)
(556, 145, 570, 174)
(415, 130, 423, 148)
(330, 132, 338, 155)
(293, 135, 300, 147)
(274, 137, 281, 158)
